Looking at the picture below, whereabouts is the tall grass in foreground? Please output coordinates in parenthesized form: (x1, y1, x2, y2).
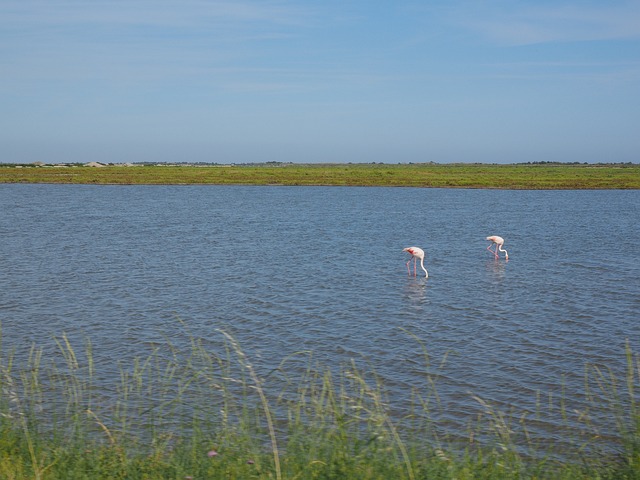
(0, 327, 638, 479)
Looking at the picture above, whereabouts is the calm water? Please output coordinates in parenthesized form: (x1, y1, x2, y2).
(1, 184, 639, 446)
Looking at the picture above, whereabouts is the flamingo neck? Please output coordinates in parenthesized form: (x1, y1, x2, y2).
(420, 258, 429, 278)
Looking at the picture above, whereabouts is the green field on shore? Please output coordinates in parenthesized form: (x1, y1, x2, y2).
(1, 163, 639, 189)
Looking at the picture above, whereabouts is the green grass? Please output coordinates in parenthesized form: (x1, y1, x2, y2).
(1, 163, 639, 188)
(0, 326, 638, 479)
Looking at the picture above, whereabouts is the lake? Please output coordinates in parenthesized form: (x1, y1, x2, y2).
(1, 184, 638, 449)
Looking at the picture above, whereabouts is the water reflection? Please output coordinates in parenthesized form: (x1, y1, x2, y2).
(485, 258, 508, 280)
(403, 278, 429, 305)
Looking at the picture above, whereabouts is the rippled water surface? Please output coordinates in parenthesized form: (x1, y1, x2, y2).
(1, 184, 639, 444)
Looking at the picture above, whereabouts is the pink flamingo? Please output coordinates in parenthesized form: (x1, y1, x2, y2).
(403, 247, 428, 278)
(486, 235, 509, 260)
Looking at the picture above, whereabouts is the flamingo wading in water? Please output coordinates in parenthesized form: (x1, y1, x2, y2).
(486, 235, 509, 260)
(403, 247, 428, 278)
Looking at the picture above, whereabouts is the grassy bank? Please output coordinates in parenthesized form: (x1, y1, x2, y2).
(1, 163, 639, 189)
(0, 328, 638, 479)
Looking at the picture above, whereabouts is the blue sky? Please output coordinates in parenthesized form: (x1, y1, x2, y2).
(1, 1, 639, 164)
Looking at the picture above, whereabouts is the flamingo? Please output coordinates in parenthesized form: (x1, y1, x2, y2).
(486, 235, 509, 260)
(403, 247, 428, 278)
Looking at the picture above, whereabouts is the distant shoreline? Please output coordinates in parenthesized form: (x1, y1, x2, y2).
(1, 163, 638, 189)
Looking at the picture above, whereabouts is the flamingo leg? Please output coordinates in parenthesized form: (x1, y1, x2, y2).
(413, 257, 417, 276)
(406, 260, 412, 275)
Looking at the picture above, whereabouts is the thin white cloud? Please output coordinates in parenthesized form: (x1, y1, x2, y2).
(450, 1, 640, 45)
(1, 0, 311, 28)
(0, 0, 313, 66)
(0, 0, 321, 87)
